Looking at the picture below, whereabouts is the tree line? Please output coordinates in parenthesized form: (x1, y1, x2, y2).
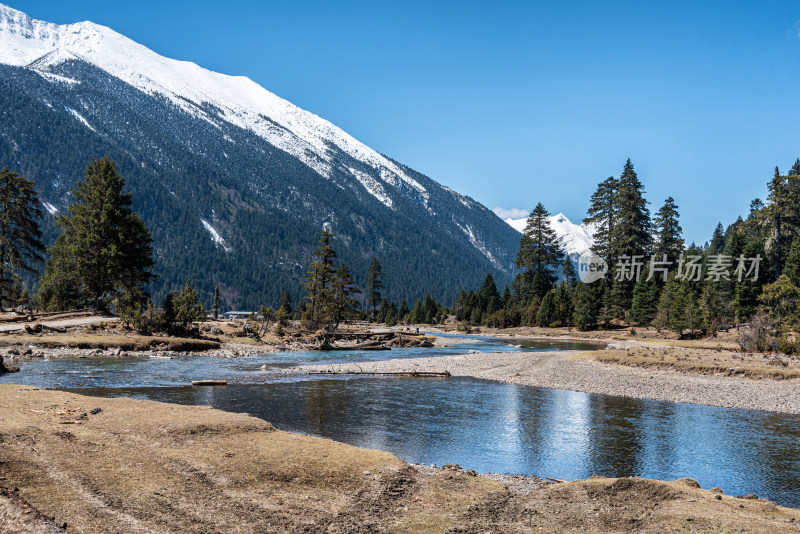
(0, 157, 451, 334)
(457, 158, 800, 352)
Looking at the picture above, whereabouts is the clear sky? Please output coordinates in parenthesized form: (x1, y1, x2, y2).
(10, 1, 800, 244)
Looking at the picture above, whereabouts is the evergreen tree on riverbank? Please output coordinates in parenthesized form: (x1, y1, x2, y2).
(37, 158, 154, 311)
(585, 176, 618, 262)
(514, 203, 565, 303)
(366, 257, 384, 321)
(653, 197, 684, 264)
(0, 168, 45, 309)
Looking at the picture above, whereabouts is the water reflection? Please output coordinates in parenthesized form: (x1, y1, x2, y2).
(74, 378, 800, 508)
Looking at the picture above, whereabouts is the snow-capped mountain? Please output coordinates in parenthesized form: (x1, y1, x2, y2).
(0, 3, 521, 307)
(505, 213, 595, 257)
(0, 3, 429, 207)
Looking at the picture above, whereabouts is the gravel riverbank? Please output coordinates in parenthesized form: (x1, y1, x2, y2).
(300, 348, 800, 414)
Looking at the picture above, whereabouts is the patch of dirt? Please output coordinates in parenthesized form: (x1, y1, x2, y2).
(0, 486, 67, 534)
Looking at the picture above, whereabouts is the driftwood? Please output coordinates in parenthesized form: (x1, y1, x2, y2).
(309, 370, 450, 378)
(191, 380, 227, 386)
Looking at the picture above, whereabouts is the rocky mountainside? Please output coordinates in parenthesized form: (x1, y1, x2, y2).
(0, 3, 521, 308)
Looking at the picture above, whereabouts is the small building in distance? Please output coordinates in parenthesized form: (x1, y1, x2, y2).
(221, 310, 253, 320)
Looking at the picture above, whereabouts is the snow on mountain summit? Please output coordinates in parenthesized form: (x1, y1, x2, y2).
(0, 3, 428, 207)
(504, 212, 595, 256)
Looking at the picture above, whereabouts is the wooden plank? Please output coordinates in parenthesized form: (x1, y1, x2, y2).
(191, 380, 227, 386)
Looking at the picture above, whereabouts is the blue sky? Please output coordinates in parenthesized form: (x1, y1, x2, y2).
(11, 1, 800, 244)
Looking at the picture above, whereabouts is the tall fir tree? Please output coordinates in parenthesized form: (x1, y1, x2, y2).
(765, 165, 800, 279)
(653, 197, 684, 263)
(329, 263, 361, 331)
(398, 299, 410, 321)
(536, 288, 557, 327)
(560, 256, 578, 288)
(365, 256, 384, 320)
(279, 288, 293, 315)
(784, 235, 800, 288)
(478, 273, 500, 314)
(572, 282, 600, 331)
(304, 227, 337, 321)
(0, 168, 45, 308)
(515, 202, 565, 300)
(629, 272, 659, 325)
(708, 223, 725, 254)
(585, 176, 618, 262)
(38, 158, 154, 311)
(609, 159, 651, 316)
(212, 284, 220, 320)
(610, 159, 652, 259)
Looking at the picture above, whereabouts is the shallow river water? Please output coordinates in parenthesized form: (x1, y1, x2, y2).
(2, 335, 799, 507)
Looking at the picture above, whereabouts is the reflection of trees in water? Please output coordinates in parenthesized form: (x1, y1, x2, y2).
(586, 395, 648, 477)
(302, 380, 354, 437)
(80, 380, 800, 508)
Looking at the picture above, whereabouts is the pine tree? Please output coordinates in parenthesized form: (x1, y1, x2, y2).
(572, 282, 600, 331)
(515, 203, 565, 299)
(784, 235, 800, 287)
(765, 166, 800, 279)
(38, 158, 154, 311)
(172, 281, 206, 331)
(478, 273, 500, 314)
(708, 223, 725, 254)
(536, 289, 557, 327)
(212, 284, 220, 320)
(553, 281, 573, 327)
(560, 256, 577, 288)
(790, 158, 800, 176)
(0, 168, 45, 309)
(700, 283, 725, 335)
(609, 159, 651, 315)
(398, 299, 410, 322)
(409, 299, 423, 324)
(330, 263, 361, 330)
(304, 227, 336, 321)
(629, 274, 658, 325)
(365, 256, 384, 321)
(585, 176, 618, 262)
(610, 159, 651, 259)
(279, 288, 293, 315)
(501, 285, 512, 310)
(653, 197, 684, 263)
(653, 272, 683, 331)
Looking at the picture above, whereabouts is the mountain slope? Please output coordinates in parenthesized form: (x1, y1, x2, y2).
(0, 3, 520, 308)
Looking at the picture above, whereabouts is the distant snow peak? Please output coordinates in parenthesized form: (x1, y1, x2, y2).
(493, 207, 528, 220)
(201, 218, 231, 253)
(0, 3, 429, 208)
(504, 211, 595, 257)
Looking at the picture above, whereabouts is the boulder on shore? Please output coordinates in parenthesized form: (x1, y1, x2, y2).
(0, 355, 19, 373)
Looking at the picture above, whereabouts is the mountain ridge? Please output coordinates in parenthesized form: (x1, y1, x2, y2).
(0, 3, 521, 308)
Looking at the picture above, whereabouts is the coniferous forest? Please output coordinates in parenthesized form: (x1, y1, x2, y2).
(2, 155, 800, 354)
(455, 158, 800, 353)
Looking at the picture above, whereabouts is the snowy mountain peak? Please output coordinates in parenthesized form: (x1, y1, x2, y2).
(0, 3, 429, 207)
(504, 212, 596, 257)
